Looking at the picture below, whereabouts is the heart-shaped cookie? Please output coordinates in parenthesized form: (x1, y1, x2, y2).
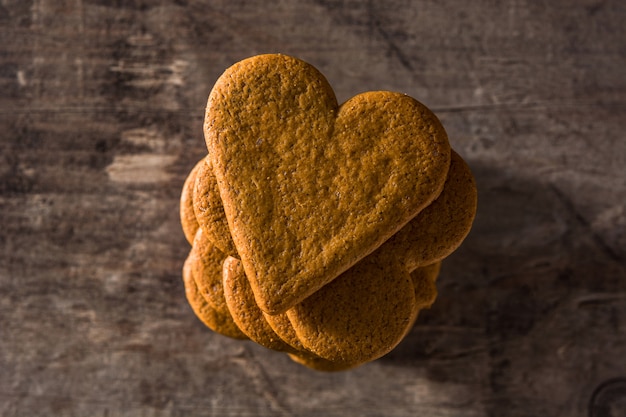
(205, 54, 451, 314)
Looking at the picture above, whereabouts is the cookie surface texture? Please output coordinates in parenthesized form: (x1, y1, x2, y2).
(222, 256, 297, 353)
(222, 256, 358, 370)
(263, 310, 309, 352)
(182, 250, 248, 340)
(205, 53, 451, 314)
(287, 254, 417, 364)
(378, 150, 477, 271)
(189, 228, 234, 315)
(192, 157, 238, 256)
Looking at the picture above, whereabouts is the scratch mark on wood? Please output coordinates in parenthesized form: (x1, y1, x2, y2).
(229, 350, 291, 415)
(549, 184, 624, 265)
(575, 292, 626, 308)
(375, 23, 414, 71)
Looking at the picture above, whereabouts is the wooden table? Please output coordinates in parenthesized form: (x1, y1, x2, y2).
(1, 1, 625, 416)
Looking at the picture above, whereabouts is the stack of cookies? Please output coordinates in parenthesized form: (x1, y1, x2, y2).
(179, 54, 477, 371)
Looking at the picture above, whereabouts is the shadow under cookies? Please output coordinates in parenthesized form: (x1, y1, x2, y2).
(380, 159, 626, 415)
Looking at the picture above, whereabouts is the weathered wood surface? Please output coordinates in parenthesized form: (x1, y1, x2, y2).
(1, 1, 625, 416)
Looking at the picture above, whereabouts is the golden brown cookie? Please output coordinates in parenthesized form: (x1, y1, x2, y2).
(205, 53, 451, 314)
(180, 158, 204, 245)
(223, 256, 358, 370)
(189, 181, 347, 360)
(182, 250, 247, 340)
(189, 228, 231, 315)
(192, 157, 238, 256)
(222, 256, 297, 353)
(377, 150, 477, 271)
(287, 253, 417, 364)
(263, 311, 308, 352)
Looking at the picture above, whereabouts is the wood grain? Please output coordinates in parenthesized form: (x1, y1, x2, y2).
(1, 1, 625, 416)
